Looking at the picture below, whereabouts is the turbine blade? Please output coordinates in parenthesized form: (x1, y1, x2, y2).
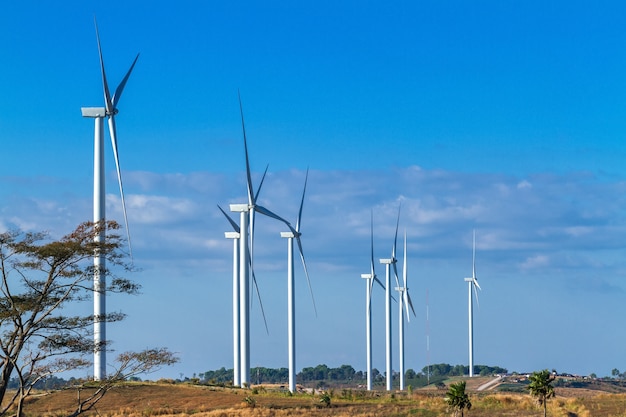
(249, 207, 256, 274)
(402, 293, 409, 319)
(373, 276, 385, 290)
(112, 53, 140, 108)
(255, 204, 292, 229)
(473, 282, 480, 309)
(107, 115, 132, 259)
(392, 262, 401, 289)
(296, 236, 317, 317)
(402, 230, 415, 319)
(406, 291, 416, 318)
(94, 17, 113, 114)
(238, 90, 255, 206)
(254, 164, 269, 202)
(474, 278, 482, 292)
(391, 205, 401, 287)
(296, 168, 309, 233)
(251, 266, 269, 335)
(245, 238, 268, 334)
(217, 204, 240, 233)
(392, 204, 401, 260)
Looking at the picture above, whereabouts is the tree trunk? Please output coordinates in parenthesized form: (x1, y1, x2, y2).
(0, 359, 15, 408)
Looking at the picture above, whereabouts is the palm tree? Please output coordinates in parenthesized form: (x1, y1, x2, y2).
(445, 381, 472, 417)
(527, 369, 556, 417)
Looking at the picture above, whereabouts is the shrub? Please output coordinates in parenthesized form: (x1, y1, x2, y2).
(243, 395, 256, 408)
(319, 391, 332, 407)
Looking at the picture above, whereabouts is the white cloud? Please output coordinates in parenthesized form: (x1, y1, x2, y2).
(519, 254, 550, 270)
(564, 226, 594, 237)
(108, 194, 199, 224)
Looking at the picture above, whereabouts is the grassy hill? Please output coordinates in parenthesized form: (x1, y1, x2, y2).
(12, 378, 626, 416)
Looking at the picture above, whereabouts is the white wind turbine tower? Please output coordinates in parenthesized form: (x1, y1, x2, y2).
(230, 92, 293, 386)
(218, 205, 242, 387)
(280, 169, 317, 393)
(81, 19, 138, 381)
(464, 230, 481, 377)
(220, 203, 269, 387)
(380, 206, 401, 391)
(360, 211, 384, 390)
(396, 230, 416, 390)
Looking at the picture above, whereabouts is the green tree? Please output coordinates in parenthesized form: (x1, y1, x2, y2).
(427, 363, 452, 377)
(338, 364, 356, 380)
(445, 381, 471, 417)
(527, 369, 556, 417)
(612, 368, 620, 378)
(0, 221, 177, 416)
(314, 364, 330, 380)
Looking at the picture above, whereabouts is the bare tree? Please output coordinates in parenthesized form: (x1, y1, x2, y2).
(67, 348, 178, 417)
(0, 221, 177, 416)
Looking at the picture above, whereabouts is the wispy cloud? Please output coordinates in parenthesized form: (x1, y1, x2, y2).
(4, 166, 625, 282)
(3, 165, 626, 377)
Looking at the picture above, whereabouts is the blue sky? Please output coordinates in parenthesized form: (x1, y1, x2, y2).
(2, 1, 626, 381)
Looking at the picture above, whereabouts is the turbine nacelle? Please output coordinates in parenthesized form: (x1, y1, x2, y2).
(465, 276, 481, 290)
(81, 107, 107, 118)
(230, 203, 249, 213)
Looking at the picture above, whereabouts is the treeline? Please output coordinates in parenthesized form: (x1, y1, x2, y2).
(198, 367, 290, 384)
(199, 365, 360, 385)
(424, 363, 508, 377)
(6, 375, 93, 390)
(8, 363, 509, 390)
(199, 363, 508, 385)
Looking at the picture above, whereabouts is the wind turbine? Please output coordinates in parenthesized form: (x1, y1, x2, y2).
(380, 205, 401, 391)
(218, 205, 241, 387)
(218, 204, 271, 387)
(81, 18, 138, 381)
(220, 204, 275, 387)
(230, 92, 292, 386)
(280, 169, 317, 393)
(464, 230, 481, 377)
(360, 211, 384, 390)
(396, 230, 416, 390)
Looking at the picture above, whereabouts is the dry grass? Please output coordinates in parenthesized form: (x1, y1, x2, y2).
(10, 382, 626, 417)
